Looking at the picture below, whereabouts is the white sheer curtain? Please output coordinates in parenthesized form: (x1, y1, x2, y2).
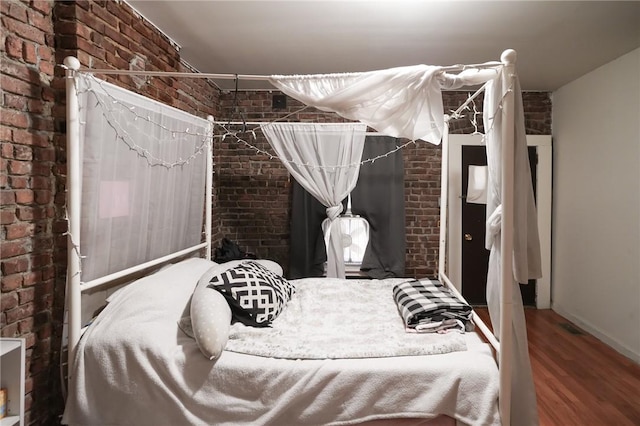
(270, 65, 444, 144)
(484, 67, 542, 426)
(261, 123, 366, 278)
(77, 75, 210, 282)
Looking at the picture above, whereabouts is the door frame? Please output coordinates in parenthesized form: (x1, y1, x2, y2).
(447, 134, 552, 309)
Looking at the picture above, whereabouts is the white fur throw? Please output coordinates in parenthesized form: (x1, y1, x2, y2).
(225, 278, 467, 359)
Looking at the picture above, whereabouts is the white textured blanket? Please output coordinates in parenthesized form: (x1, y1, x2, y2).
(63, 259, 500, 426)
(226, 278, 467, 358)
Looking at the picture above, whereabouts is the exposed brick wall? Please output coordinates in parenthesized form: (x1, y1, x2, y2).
(1, 1, 220, 424)
(53, 1, 220, 114)
(1, 1, 58, 424)
(217, 91, 551, 278)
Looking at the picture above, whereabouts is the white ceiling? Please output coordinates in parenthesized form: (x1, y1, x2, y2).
(127, 1, 640, 91)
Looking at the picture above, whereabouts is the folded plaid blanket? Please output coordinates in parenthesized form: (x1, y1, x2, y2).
(392, 279, 474, 333)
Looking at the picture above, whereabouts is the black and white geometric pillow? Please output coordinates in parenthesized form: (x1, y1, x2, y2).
(207, 261, 295, 327)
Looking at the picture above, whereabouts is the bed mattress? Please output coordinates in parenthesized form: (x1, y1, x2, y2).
(62, 258, 499, 426)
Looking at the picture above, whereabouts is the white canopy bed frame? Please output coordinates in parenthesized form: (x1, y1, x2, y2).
(62, 49, 539, 425)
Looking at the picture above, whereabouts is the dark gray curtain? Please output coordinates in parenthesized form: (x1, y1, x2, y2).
(289, 181, 328, 279)
(288, 136, 405, 279)
(351, 136, 405, 278)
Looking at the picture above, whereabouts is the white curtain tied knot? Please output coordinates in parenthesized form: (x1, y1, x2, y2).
(326, 204, 344, 221)
(323, 204, 344, 250)
(486, 204, 502, 250)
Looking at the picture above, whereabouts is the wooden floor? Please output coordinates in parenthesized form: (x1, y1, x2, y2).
(475, 308, 640, 426)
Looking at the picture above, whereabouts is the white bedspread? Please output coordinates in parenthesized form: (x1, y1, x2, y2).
(63, 258, 500, 426)
(226, 278, 466, 359)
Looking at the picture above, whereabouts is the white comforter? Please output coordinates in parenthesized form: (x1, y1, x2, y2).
(225, 278, 467, 359)
(62, 258, 499, 426)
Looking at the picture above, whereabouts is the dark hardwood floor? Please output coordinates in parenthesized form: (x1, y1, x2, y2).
(475, 308, 640, 426)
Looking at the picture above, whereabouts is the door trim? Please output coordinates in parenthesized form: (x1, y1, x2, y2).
(447, 135, 552, 309)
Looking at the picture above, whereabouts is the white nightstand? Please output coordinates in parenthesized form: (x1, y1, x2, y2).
(0, 338, 25, 426)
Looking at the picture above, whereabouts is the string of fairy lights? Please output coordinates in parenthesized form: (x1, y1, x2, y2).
(74, 70, 513, 171)
(215, 120, 420, 169)
(77, 73, 213, 169)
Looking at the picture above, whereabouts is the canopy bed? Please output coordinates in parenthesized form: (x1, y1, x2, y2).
(61, 49, 541, 426)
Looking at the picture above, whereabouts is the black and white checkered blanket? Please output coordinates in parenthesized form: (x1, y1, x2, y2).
(392, 279, 474, 333)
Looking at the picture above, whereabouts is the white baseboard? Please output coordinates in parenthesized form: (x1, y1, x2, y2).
(552, 304, 640, 364)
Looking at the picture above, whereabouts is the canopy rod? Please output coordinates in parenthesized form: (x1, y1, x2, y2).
(73, 69, 272, 80)
(218, 121, 386, 136)
(220, 120, 392, 133)
(219, 121, 368, 126)
(446, 81, 490, 122)
(65, 61, 503, 80)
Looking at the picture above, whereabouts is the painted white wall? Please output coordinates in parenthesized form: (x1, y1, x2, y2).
(552, 48, 640, 362)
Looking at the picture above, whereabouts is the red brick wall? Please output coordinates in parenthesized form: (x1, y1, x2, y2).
(1, 1, 220, 424)
(217, 91, 551, 277)
(1, 1, 58, 424)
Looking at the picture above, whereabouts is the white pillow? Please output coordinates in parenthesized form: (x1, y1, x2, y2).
(189, 259, 285, 360)
(190, 266, 232, 360)
(106, 262, 186, 303)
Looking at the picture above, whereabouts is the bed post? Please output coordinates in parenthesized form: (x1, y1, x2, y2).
(64, 56, 82, 379)
(499, 48, 517, 426)
(438, 120, 450, 280)
(206, 116, 214, 261)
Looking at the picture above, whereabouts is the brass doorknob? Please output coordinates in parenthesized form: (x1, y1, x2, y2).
(464, 233, 473, 241)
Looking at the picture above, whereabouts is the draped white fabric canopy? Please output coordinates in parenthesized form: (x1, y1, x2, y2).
(261, 123, 367, 278)
(270, 65, 444, 143)
(270, 65, 501, 144)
